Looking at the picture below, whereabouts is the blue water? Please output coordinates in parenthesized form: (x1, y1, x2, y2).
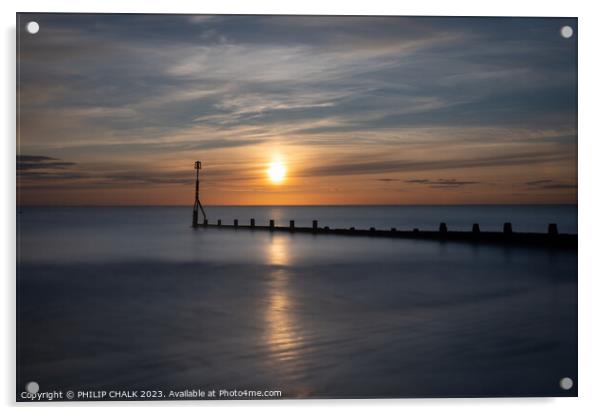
(17, 206, 577, 399)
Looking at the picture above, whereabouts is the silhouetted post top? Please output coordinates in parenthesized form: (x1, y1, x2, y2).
(192, 160, 207, 224)
(217, 219, 222, 226)
(234, 219, 238, 227)
(290, 220, 295, 229)
(312, 220, 318, 231)
(472, 223, 481, 233)
(439, 223, 448, 233)
(250, 218, 255, 227)
(503, 222, 513, 234)
(269, 219, 275, 228)
(548, 223, 559, 235)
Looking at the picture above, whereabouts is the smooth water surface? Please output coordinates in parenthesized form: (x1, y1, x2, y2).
(17, 206, 577, 398)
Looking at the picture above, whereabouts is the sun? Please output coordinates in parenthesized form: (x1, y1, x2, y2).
(267, 160, 286, 184)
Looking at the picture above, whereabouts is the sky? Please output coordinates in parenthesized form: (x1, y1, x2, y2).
(17, 14, 577, 205)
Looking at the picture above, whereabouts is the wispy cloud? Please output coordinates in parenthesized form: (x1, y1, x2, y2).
(406, 178, 479, 188)
(17, 155, 76, 171)
(17, 14, 577, 204)
(525, 179, 577, 190)
(299, 150, 570, 178)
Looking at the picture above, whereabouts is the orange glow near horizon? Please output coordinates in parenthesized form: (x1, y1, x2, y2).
(16, 142, 578, 206)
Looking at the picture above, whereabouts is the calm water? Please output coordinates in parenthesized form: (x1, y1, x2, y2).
(17, 206, 577, 398)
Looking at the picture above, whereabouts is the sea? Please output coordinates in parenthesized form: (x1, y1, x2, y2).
(17, 205, 578, 399)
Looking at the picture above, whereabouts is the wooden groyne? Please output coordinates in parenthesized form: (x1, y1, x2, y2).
(189, 161, 575, 249)
(193, 218, 577, 249)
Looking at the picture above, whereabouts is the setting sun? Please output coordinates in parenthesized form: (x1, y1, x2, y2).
(267, 160, 286, 184)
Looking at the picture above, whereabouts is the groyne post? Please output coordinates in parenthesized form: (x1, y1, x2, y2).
(192, 216, 575, 248)
(192, 161, 207, 227)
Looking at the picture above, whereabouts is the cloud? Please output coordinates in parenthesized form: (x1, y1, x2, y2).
(17, 155, 59, 162)
(17, 155, 76, 171)
(18, 171, 86, 180)
(525, 179, 577, 190)
(20, 16, 577, 144)
(16, 153, 259, 191)
(406, 178, 479, 188)
(188, 15, 222, 24)
(300, 150, 569, 178)
(16, 14, 577, 204)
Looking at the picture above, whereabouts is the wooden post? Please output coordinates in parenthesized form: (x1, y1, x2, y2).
(290, 220, 295, 231)
(217, 219, 222, 226)
(203, 219, 208, 227)
(370, 227, 375, 232)
(439, 222, 448, 233)
(472, 223, 480, 233)
(503, 222, 513, 234)
(234, 219, 238, 227)
(548, 223, 559, 235)
(391, 227, 397, 232)
(269, 219, 275, 229)
(192, 161, 207, 226)
(350, 227, 355, 231)
(250, 218, 255, 228)
(312, 220, 318, 232)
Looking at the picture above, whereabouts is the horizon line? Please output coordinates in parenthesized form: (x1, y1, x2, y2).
(17, 203, 578, 208)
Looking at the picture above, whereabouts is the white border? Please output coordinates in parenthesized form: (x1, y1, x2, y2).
(3, 0, 602, 413)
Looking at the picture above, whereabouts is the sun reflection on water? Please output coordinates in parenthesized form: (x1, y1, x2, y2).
(264, 235, 303, 364)
(267, 234, 290, 266)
